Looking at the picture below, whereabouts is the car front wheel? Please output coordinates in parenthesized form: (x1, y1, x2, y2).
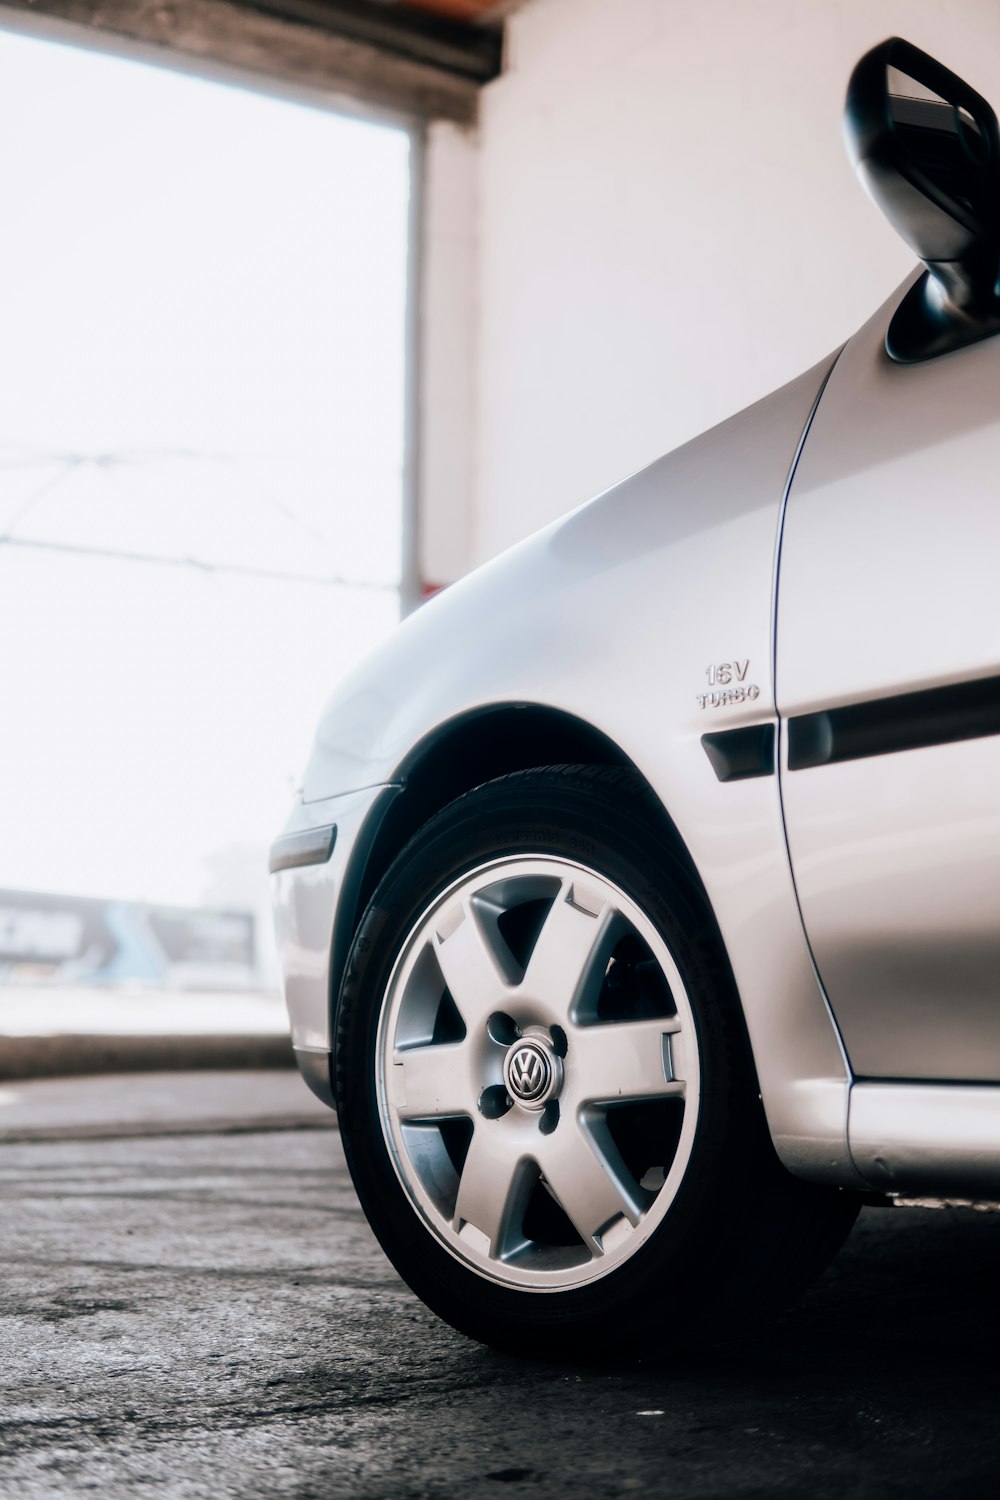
(335, 764, 856, 1357)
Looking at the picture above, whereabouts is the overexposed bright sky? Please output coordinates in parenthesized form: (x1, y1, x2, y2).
(0, 26, 409, 907)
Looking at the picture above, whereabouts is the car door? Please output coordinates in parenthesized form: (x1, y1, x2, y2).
(775, 284, 1000, 1081)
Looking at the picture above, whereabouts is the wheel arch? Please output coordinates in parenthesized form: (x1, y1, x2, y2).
(335, 701, 727, 1039)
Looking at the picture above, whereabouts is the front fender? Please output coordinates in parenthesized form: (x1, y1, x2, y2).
(299, 350, 864, 1185)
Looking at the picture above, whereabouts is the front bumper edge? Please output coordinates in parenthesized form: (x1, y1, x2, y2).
(293, 1045, 336, 1109)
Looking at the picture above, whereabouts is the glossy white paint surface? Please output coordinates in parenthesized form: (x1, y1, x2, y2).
(850, 1084, 1000, 1193)
(778, 280, 1000, 1081)
(778, 277, 1000, 711)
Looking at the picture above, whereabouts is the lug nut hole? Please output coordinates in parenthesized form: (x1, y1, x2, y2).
(487, 1011, 521, 1047)
(479, 1084, 512, 1119)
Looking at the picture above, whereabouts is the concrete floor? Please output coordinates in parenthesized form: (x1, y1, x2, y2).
(1, 1076, 1000, 1498)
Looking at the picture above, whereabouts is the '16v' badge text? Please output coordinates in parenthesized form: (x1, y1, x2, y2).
(697, 661, 761, 710)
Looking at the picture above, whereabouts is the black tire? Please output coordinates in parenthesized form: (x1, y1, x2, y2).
(334, 764, 857, 1358)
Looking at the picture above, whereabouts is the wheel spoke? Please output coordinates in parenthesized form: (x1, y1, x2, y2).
(568, 1017, 685, 1105)
(392, 1042, 470, 1120)
(379, 848, 704, 1290)
(453, 1123, 532, 1257)
(433, 902, 510, 1028)
(521, 882, 612, 1018)
(539, 1118, 641, 1251)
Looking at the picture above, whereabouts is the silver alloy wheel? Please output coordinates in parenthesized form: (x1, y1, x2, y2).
(375, 855, 701, 1292)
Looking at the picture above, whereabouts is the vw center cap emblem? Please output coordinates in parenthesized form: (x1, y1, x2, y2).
(505, 1040, 552, 1106)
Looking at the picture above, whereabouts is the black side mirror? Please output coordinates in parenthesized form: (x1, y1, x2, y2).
(845, 37, 1000, 361)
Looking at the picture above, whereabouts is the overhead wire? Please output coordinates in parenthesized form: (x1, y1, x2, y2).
(0, 534, 396, 591)
(0, 446, 396, 592)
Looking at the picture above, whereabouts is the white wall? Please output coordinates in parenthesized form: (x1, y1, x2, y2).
(448, 0, 1000, 565)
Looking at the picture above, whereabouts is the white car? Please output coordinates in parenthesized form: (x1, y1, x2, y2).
(271, 38, 1000, 1356)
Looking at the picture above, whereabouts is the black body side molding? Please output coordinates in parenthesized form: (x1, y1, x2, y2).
(788, 674, 1000, 770)
(701, 724, 776, 782)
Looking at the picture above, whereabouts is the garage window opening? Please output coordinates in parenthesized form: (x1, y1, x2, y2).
(0, 28, 410, 1009)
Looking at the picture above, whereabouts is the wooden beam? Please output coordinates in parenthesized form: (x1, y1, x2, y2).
(247, 1, 502, 83)
(0, 0, 488, 122)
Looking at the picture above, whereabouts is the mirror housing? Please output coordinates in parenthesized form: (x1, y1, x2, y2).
(845, 37, 1000, 361)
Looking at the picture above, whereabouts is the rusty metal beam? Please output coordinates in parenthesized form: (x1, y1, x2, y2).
(0, 0, 497, 122)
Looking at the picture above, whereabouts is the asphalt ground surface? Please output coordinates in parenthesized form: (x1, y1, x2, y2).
(2, 1075, 1000, 1498)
